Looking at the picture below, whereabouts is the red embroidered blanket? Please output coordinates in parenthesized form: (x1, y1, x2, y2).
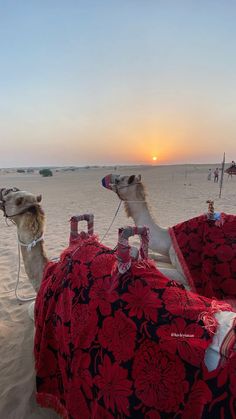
(34, 234, 235, 419)
(169, 213, 236, 303)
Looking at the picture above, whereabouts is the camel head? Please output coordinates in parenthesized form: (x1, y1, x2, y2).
(0, 188, 47, 293)
(102, 174, 146, 213)
(0, 188, 44, 229)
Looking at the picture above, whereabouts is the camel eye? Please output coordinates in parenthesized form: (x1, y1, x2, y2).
(16, 197, 23, 206)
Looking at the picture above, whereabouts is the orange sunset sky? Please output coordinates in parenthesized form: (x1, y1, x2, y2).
(0, 1, 236, 167)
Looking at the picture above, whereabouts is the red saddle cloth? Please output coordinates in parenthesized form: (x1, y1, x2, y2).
(35, 234, 236, 419)
(169, 213, 236, 303)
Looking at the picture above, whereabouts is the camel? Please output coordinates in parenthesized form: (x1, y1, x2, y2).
(102, 174, 188, 287)
(1, 187, 236, 418)
(103, 173, 236, 305)
(0, 188, 47, 294)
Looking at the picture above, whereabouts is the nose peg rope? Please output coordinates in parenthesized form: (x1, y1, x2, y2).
(100, 200, 122, 243)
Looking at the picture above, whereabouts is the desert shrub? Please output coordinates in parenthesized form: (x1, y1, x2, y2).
(17, 169, 25, 173)
(39, 168, 53, 177)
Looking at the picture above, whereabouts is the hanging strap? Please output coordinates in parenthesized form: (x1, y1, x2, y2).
(69, 214, 94, 244)
(117, 226, 149, 274)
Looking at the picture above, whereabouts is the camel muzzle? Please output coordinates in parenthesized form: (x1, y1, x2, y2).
(0, 187, 20, 217)
(101, 174, 120, 190)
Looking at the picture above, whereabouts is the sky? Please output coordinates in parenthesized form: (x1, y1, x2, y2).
(0, 1, 236, 167)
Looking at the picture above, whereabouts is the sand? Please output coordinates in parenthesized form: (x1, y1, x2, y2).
(0, 164, 235, 418)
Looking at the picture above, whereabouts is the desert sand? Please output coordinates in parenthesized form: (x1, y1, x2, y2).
(0, 164, 235, 418)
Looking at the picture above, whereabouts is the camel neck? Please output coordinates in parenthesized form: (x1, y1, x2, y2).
(17, 217, 48, 292)
(124, 200, 156, 227)
(124, 200, 171, 256)
(20, 240, 48, 292)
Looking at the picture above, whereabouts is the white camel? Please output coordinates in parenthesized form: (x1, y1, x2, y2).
(104, 174, 188, 287)
(0, 187, 236, 377)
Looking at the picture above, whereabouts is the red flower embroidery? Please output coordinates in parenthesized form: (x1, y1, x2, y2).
(189, 233, 202, 251)
(71, 351, 93, 400)
(228, 355, 236, 396)
(67, 388, 90, 419)
(99, 310, 136, 362)
(75, 242, 100, 261)
(157, 317, 207, 367)
(72, 304, 98, 348)
(122, 279, 162, 321)
(132, 340, 189, 412)
(219, 278, 236, 297)
(187, 251, 200, 267)
(71, 261, 89, 287)
(94, 355, 132, 415)
(232, 258, 236, 274)
(92, 402, 114, 419)
(89, 277, 118, 316)
(162, 287, 207, 320)
(182, 380, 212, 419)
(90, 253, 116, 278)
(215, 262, 231, 278)
(217, 245, 234, 262)
(145, 410, 161, 419)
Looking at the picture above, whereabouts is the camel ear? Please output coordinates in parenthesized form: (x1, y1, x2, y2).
(16, 197, 23, 206)
(137, 174, 141, 182)
(36, 194, 42, 203)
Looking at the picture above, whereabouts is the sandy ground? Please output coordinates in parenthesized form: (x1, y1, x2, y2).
(0, 164, 235, 418)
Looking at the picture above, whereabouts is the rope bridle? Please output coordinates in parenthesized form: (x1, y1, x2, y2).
(18, 234, 44, 252)
(0, 187, 19, 217)
(101, 182, 147, 244)
(112, 180, 147, 203)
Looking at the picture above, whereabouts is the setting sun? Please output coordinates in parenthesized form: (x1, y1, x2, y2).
(152, 156, 157, 161)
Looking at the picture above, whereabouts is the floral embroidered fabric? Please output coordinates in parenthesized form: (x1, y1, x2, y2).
(169, 213, 236, 302)
(34, 235, 236, 418)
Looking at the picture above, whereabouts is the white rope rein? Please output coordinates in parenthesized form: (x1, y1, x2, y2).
(100, 200, 122, 243)
(100, 193, 147, 244)
(13, 234, 44, 302)
(18, 234, 44, 252)
(0, 242, 37, 301)
(0, 227, 43, 301)
(14, 243, 36, 302)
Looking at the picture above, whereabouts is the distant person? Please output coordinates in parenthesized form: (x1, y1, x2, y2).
(231, 160, 236, 167)
(207, 168, 212, 181)
(214, 167, 219, 183)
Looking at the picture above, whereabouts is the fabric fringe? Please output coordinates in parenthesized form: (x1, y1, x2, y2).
(36, 392, 69, 419)
(198, 300, 232, 335)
